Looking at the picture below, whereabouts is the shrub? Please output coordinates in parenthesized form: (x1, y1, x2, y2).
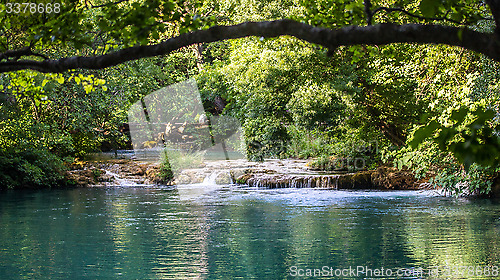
(244, 116, 289, 161)
(386, 140, 498, 196)
(286, 125, 334, 159)
(0, 148, 69, 189)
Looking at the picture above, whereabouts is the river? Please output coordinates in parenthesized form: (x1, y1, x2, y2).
(1, 185, 500, 279)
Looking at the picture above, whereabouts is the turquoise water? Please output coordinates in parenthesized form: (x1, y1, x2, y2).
(1, 186, 500, 279)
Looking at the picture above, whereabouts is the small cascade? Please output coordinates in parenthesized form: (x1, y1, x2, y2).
(105, 170, 141, 186)
(246, 174, 340, 189)
(202, 171, 221, 185)
(176, 170, 226, 200)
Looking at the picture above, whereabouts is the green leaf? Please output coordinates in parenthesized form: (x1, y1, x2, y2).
(475, 109, 495, 124)
(419, 0, 439, 18)
(56, 76, 64, 84)
(84, 84, 93, 94)
(409, 120, 440, 148)
(450, 106, 468, 124)
(435, 127, 457, 150)
(451, 12, 463, 23)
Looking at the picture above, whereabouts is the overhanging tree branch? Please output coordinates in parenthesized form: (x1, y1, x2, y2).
(0, 19, 498, 73)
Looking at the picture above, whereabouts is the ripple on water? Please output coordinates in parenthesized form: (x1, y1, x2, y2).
(1, 187, 500, 280)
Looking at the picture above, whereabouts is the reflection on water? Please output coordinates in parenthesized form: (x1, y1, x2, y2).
(1, 187, 500, 279)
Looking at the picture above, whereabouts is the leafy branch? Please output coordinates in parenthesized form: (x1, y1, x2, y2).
(409, 106, 500, 171)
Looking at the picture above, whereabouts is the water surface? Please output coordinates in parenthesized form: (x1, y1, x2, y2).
(1, 186, 500, 279)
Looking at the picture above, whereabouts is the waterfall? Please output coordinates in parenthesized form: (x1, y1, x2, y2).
(105, 170, 140, 186)
(176, 170, 226, 200)
(246, 174, 340, 189)
(202, 171, 220, 185)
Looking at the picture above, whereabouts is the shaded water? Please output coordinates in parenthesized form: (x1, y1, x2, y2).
(1, 186, 500, 279)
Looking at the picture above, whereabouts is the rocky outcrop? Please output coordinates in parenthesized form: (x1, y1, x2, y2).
(65, 158, 426, 190)
(371, 166, 422, 189)
(65, 169, 102, 186)
(65, 159, 170, 187)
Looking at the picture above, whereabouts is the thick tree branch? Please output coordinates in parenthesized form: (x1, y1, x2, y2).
(0, 19, 498, 73)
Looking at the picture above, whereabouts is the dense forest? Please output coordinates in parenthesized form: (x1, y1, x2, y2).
(2, 0, 500, 196)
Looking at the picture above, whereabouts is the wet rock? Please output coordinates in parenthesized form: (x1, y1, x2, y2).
(335, 174, 352, 189)
(236, 173, 255, 184)
(371, 166, 419, 190)
(237, 168, 421, 190)
(174, 170, 205, 184)
(244, 174, 340, 189)
(350, 171, 374, 189)
(66, 159, 173, 186)
(106, 159, 129, 164)
(215, 172, 232, 185)
(144, 165, 174, 185)
(65, 158, 423, 191)
(488, 176, 500, 198)
(66, 168, 107, 186)
(66, 170, 95, 186)
(176, 174, 192, 184)
(97, 173, 114, 183)
(230, 169, 247, 182)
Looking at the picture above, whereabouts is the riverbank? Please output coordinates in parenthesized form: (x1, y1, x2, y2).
(66, 158, 431, 192)
(65, 159, 169, 186)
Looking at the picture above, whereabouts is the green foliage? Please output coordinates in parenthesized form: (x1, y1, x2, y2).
(386, 41, 500, 195)
(2, 0, 500, 196)
(430, 163, 496, 196)
(307, 155, 333, 170)
(196, 65, 235, 112)
(296, 0, 488, 27)
(285, 126, 333, 159)
(0, 43, 202, 189)
(287, 82, 344, 129)
(0, 0, 215, 55)
(0, 106, 72, 189)
(297, 0, 365, 27)
(159, 151, 174, 183)
(163, 148, 205, 174)
(0, 148, 69, 190)
(386, 137, 498, 196)
(410, 105, 500, 171)
(244, 116, 289, 161)
(385, 141, 442, 178)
